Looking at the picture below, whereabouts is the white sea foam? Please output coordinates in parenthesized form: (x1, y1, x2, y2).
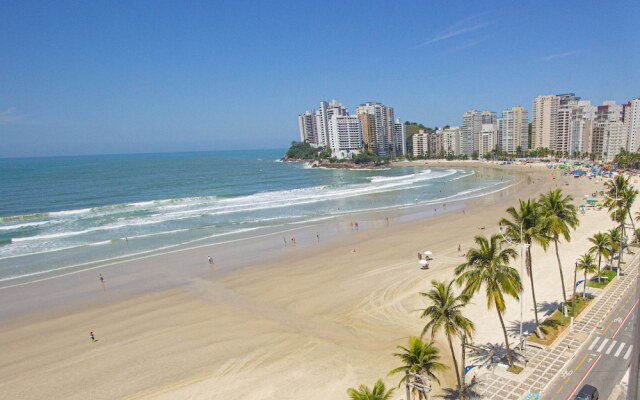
(0, 221, 49, 231)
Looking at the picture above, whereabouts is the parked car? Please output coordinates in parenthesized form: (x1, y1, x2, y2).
(575, 384, 599, 400)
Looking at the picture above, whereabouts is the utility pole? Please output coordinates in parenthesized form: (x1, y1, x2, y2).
(405, 370, 411, 400)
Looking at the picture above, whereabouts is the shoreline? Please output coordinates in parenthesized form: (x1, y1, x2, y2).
(0, 162, 616, 400)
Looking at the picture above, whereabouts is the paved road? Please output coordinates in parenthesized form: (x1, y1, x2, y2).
(546, 287, 638, 400)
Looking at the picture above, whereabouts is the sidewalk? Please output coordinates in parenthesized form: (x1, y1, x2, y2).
(471, 255, 639, 400)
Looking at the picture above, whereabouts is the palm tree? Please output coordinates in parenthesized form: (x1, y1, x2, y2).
(454, 234, 522, 368)
(622, 185, 638, 242)
(538, 189, 580, 304)
(389, 337, 447, 400)
(499, 199, 547, 335)
(605, 175, 629, 243)
(588, 232, 613, 283)
(607, 228, 622, 267)
(420, 279, 475, 391)
(576, 253, 597, 297)
(347, 379, 395, 400)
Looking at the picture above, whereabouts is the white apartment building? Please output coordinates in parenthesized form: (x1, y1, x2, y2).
(479, 124, 495, 158)
(298, 110, 317, 145)
(412, 131, 430, 157)
(355, 102, 395, 157)
(499, 106, 528, 153)
(461, 110, 495, 155)
(592, 121, 627, 162)
(625, 99, 640, 152)
(532, 95, 558, 150)
(567, 100, 596, 156)
(443, 126, 461, 156)
(328, 114, 363, 159)
(314, 99, 348, 148)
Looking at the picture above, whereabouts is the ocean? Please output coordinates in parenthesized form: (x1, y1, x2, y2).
(0, 150, 512, 283)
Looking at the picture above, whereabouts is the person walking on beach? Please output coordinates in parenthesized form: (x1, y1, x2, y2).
(354, 222, 359, 230)
(99, 274, 104, 284)
(90, 332, 96, 342)
(291, 236, 296, 246)
(125, 237, 128, 244)
(458, 244, 461, 253)
(207, 256, 213, 265)
(283, 237, 287, 247)
(316, 233, 320, 243)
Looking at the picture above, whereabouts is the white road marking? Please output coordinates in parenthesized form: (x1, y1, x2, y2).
(606, 340, 617, 354)
(597, 338, 609, 353)
(624, 345, 633, 360)
(615, 343, 626, 357)
(588, 337, 600, 351)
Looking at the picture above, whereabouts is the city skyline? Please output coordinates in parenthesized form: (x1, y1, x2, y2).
(1, 1, 639, 158)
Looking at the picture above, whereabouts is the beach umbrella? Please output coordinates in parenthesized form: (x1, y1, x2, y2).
(424, 250, 433, 257)
(586, 199, 597, 204)
(419, 259, 428, 267)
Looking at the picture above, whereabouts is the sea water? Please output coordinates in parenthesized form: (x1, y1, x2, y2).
(0, 150, 511, 283)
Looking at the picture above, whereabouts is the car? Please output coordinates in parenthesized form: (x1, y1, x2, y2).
(575, 384, 599, 400)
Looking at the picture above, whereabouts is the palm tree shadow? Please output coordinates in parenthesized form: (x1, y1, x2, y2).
(507, 319, 537, 336)
(435, 384, 481, 399)
(538, 300, 560, 316)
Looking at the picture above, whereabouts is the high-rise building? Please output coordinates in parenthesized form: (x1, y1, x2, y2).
(479, 124, 496, 158)
(298, 110, 317, 145)
(328, 114, 363, 159)
(591, 101, 626, 161)
(567, 100, 596, 156)
(499, 106, 528, 153)
(461, 110, 495, 155)
(394, 118, 406, 156)
(355, 102, 395, 157)
(315, 99, 348, 148)
(532, 95, 559, 150)
(412, 130, 429, 157)
(624, 99, 640, 152)
(442, 126, 461, 156)
(358, 112, 377, 153)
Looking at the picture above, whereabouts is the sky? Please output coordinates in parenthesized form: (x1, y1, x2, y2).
(1, 0, 639, 158)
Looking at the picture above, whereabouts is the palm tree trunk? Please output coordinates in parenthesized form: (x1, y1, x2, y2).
(447, 335, 462, 392)
(527, 247, 541, 331)
(628, 208, 637, 243)
(584, 270, 587, 298)
(496, 307, 514, 368)
(597, 252, 602, 283)
(554, 239, 567, 304)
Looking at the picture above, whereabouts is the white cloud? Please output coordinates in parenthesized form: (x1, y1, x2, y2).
(414, 12, 490, 49)
(536, 50, 584, 62)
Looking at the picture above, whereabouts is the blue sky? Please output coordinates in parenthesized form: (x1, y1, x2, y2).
(1, 0, 638, 157)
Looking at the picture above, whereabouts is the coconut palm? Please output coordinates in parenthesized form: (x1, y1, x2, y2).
(420, 279, 475, 391)
(622, 185, 638, 239)
(576, 253, 597, 297)
(538, 189, 580, 304)
(389, 337, 447, 400)
(607, 228, 622, 267)
(347, 379, 395, 400)
(588, 232, 613, 283)
(499, 199, 548, 335)
(605, 175, 630, 244)
(454, 234, 522, 368)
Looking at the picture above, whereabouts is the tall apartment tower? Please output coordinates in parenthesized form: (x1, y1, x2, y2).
(624, 99, 640, 152)
(532, 95, 558, 150)
(443, 126, 461, 156)
(412, 130, 430, 157)
(328, 114, 363, 159)
(591, 101, 626, 161)
(499, 106, 529, 153)
(568, 100, 596, 156)
(461, 110, 496, 155)
(355, 102, 395, 157)
(298, 110, 318, 145)
(479, 124, 496, 158)
(394, 118, 406, 156)
(314, 99, 348, 149)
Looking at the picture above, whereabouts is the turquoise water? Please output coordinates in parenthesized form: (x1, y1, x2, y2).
(0, 150, 511, 282)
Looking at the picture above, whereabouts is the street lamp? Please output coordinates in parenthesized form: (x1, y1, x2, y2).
(499, 222, 530, 353)
(404, 370, 432, 400)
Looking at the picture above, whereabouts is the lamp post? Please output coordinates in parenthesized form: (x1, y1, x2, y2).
(404, 370, 432, 400)
(499, 222, 530, 354)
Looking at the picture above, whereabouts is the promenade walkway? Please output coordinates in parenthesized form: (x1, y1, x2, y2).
(471, 255, 639, 400)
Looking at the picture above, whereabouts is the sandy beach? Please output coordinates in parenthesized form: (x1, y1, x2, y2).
(0, 161, 629, 399)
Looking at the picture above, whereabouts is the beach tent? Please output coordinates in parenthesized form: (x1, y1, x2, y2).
(586, 199, 597, 204)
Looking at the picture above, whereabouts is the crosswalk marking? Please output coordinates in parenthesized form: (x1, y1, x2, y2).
(588, 337, 600, 350)
(597, 338, 609, 352)
(624, 345, 633, 360)
(606, 340, 617, 354)
(615, 343, 626, 357)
